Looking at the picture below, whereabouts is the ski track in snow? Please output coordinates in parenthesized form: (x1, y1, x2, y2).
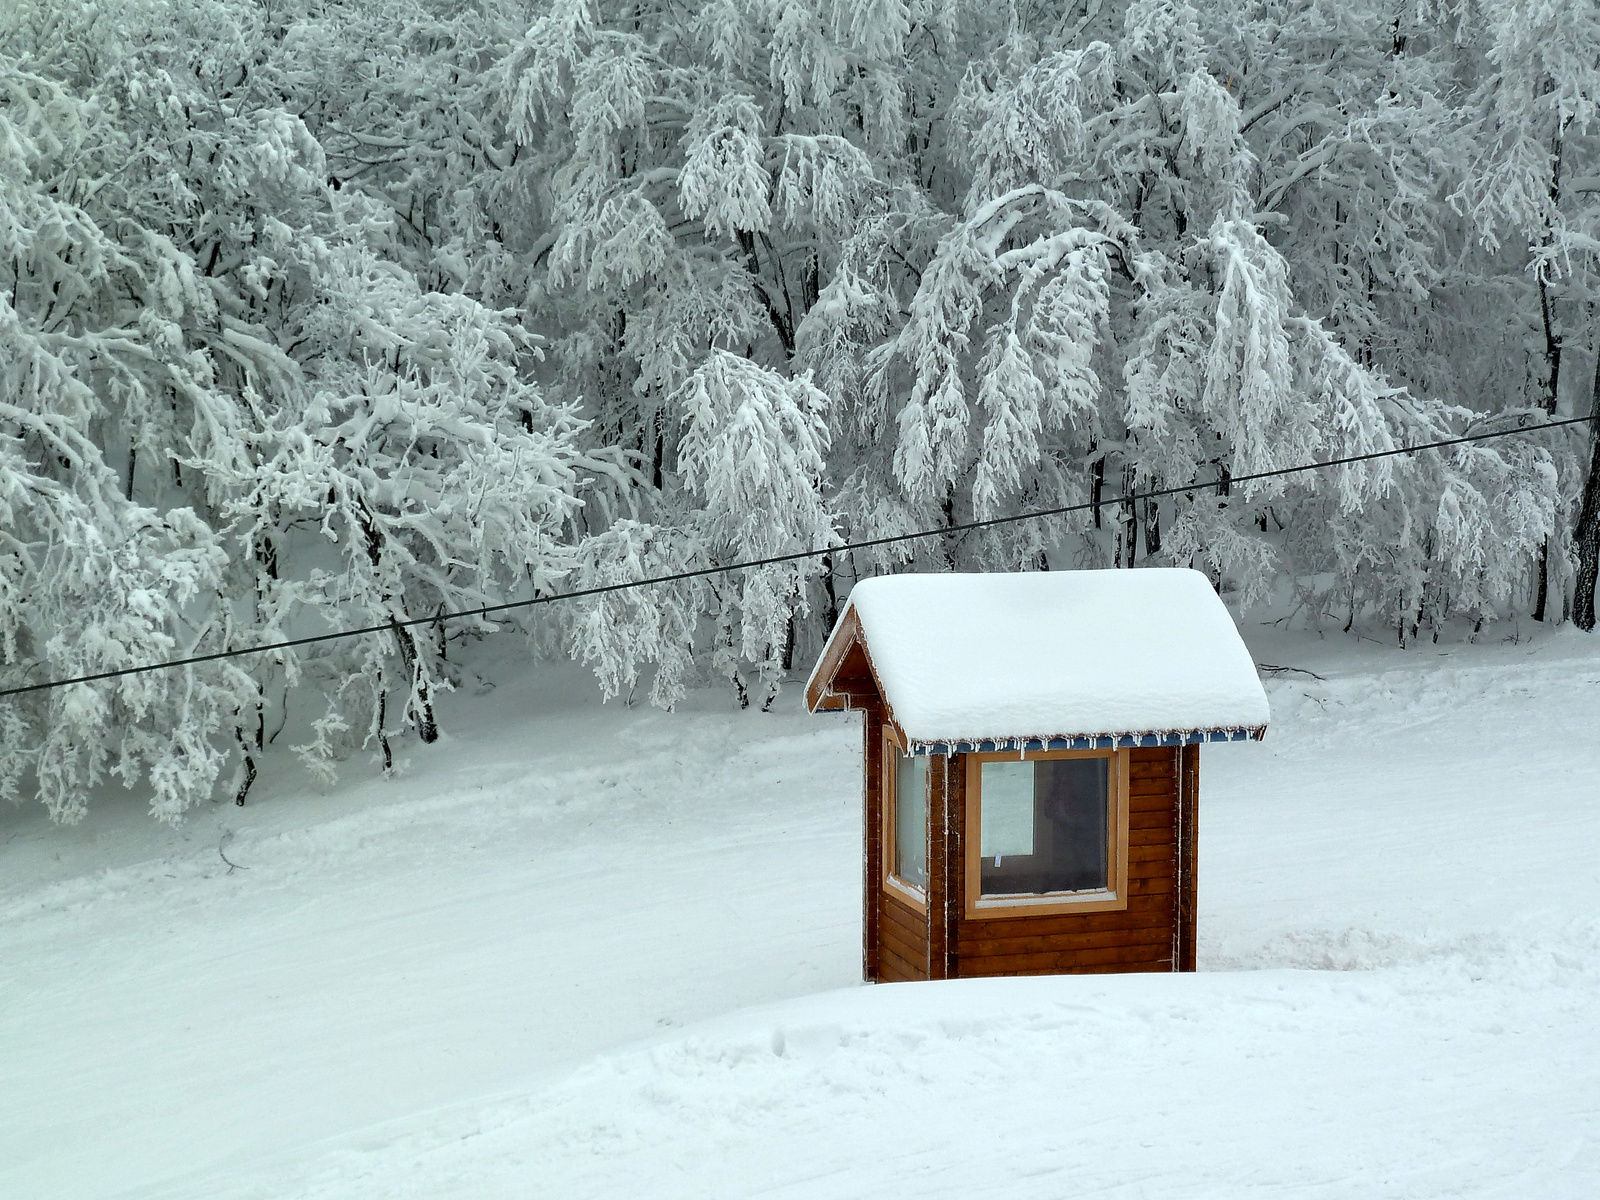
(2, 627, 1598, 1198)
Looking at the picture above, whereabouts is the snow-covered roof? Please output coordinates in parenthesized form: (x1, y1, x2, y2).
(806, 569, 1269, 751)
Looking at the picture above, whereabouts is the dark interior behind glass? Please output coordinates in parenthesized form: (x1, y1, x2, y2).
(980, 757, 1109, 896)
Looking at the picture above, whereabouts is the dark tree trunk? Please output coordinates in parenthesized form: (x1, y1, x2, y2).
(376, 687, 393, 774)
(1122, 466, 1138, 566)
(1571, 350, 1600, 630)
(821, 553, 839, 631)
(1090, 449, 1104, 529)
(1534, 122, 1567, 620)
(780, 607, 797, 672)
(651, 413, 665, 491)
(940, 486, 957, 570)
(393, 620, 439, 744)
(233, 705, 263, 806)
(1534, 539, 1551, 623)
(234, 737, 257, 806)
(1537, 121, 1566, 417)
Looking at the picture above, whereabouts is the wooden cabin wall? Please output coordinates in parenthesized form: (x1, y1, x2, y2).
(863, 711, 932, 982)
(862, 706, 883, 982)
(878, 890, 930, 982)
(950, 746, 1191, 977)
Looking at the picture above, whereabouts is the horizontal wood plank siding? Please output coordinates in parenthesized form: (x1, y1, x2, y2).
(960, 942, 1175, 974)
(880, 915, 926, 967)
(963, 959, 1175, 977)
(959, 926, 1173, 958)
(1128, 754, 1175, 781)
(951, 746, 1183, 978)
(879, 889, 929, 981)
(880, 916, 924, 962)
(957, 907, 1169, 939)
(878, 942, 923, 983)
(1129, 809, 1173, 831)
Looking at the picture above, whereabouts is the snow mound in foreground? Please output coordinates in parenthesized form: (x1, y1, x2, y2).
(283, 959, 1598, 1200)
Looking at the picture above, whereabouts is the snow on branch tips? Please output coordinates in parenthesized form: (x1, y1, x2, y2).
(678, 95, 772, 240)
(874, 188, 1120, 513)
(675, 351, 835, 708)
(0, 0, 1591, 818)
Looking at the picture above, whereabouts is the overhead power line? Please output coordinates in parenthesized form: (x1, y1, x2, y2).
(1, 413, 1592, 702)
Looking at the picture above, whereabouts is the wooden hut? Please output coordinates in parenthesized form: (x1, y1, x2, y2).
(805, 569, 1269, 982)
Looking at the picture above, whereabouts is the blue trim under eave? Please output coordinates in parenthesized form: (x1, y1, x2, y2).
(910, 728, 1260, 755)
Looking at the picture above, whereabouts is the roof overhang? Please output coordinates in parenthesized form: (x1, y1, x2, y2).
(905, 727, 1264, 756)
(805, 569, 1271, 750)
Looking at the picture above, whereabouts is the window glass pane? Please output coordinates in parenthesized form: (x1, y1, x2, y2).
(979, 761, 1035, 857)
(980, 757, 1109, 897)
(893, 751, 928, 890)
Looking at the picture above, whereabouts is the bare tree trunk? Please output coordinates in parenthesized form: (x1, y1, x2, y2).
(233, 707, 262, 806)
(234, 535, 278, 805)
(1122, 466, 1138, 566)
(1090, 447, 1104, 528)
(392, 619, 439, 744)
(1571, 349, 1600, 630)
(376, 687, 394, 774)
(1533, 539, 1551, 623)
(780, 606, 797, 672)
(940, 486, 957, 570)
(821, 553, 840, 631)
(714, 607, 751, 709)
(1534, 118, 1566, 619)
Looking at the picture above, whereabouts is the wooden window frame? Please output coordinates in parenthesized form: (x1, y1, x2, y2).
(882, 726, 929, 912)
(963, 748, 1130, 920)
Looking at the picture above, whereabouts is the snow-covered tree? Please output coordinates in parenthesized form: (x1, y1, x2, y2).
(0, 0, 595, 816)
(798, 0, 1561, 632)
(675, 351, 835, 708)
(1450, 0, 1600, 625)
(3, 0, 1595, 821)
(229, 243, 591, 776)
(0, 46, 260, 820)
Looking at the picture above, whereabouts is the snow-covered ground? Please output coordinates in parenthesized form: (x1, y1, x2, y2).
(3, 623, 1598, 1199)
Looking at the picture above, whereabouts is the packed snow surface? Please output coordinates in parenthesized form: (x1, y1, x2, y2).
(823, 568, 1270, 744)
(3, 623, 1598, 1198)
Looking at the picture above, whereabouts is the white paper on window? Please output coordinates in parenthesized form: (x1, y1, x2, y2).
(980, 760, 1035, 858)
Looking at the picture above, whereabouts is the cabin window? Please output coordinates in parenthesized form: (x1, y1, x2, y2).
(964, 749, 1129, 917)
(884, 738, 928, 902)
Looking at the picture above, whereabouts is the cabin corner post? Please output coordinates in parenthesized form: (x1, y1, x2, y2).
(1175, 743, 1200, 972)
(926, 754, 954, 980)
(862, 706, 885, 983)
(943, 754, 964, 979)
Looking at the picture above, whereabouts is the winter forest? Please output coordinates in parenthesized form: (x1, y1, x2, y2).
(3, 0, 1599, 821)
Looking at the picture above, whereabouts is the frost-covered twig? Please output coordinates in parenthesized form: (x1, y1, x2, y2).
(1256, 663, 1327, 681)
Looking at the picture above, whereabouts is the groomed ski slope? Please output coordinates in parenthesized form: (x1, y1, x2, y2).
(2, 623, 1597, 1199)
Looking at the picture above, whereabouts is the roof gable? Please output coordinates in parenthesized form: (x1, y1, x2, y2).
(803, 608, 883, 712)
(805, 569, 1270, 748)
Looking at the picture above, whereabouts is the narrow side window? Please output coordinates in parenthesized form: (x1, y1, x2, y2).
(885, 738, 928, 898)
